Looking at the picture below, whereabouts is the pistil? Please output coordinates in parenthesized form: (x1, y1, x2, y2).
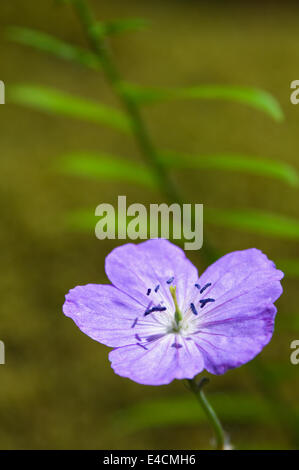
(169, 285, 183, 325)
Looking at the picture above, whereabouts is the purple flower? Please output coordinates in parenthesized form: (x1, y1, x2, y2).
(63, 239, 283, 385)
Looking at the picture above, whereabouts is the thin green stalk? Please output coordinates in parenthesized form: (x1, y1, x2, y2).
(187, 377, 227, 450)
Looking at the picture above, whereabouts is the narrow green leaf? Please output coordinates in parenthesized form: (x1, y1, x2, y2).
(9, 85, 132, 133)
(7, 21, 148, 68)
(6, 27, 100, 69)
(112, 394, 275, 434)
(59, 153, 157, 188)
(160, 151, 298, 187)
(121, 83, 284, 122)
(205, 208, 299, 239)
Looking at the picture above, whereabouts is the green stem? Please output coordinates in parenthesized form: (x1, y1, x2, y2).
(187, 377, 227, 450)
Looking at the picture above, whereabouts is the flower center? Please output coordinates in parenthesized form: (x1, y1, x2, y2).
(141, 277, 216, 338)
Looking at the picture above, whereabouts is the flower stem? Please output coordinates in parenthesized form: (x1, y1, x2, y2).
(187, 377, 227, 450)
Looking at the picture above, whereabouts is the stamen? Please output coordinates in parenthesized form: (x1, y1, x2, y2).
(200, 283, 212, 294)
(195, 283, 201, 290)
(171, 343, 183, 349)
(137, 343, 148, 350)
(135, 333, 142, 341)
(190, 302, 198, 315)
(131, 317, 138, 328)
(199, 298, 215, 308)
(167, 276, 174, 284)
(146, 333, 164, 342)
(146, 288, 151, 296)
(154, 284, 160, 293)
(144, 305, 167, 316)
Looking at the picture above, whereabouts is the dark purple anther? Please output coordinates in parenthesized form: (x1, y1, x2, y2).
(144, 305, 167, 316)
(199, 298, 215, 308)
(131, 317, 138, 328)
(154, 284, 160, 293)
(200, 283, 212, 294)
(167, 276, 174, 284)
(146, 333, 164, 342)
(137, 343, 148, 350)
(146, 288, 151, 296)
(195, 283, 201, 290)
(190, 302, 198, 315)
(135, 333, 142, 341)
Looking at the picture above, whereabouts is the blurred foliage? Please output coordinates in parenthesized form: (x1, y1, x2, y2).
(59, 152, 157, 188)
(6, 27, 101, 69)
(121, 82, 284, 121)
(9, 85, 133, 133)
(160, 151, 299, 187)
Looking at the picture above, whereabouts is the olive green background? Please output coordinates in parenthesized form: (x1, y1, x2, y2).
(0, 0, 298, 449)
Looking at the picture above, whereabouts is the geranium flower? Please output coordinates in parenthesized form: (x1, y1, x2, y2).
(63, 239, 283, 385)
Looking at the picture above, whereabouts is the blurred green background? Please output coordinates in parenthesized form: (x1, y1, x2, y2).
(1, 0, 299, 450)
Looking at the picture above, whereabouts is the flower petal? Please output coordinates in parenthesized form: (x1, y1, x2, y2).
(196, 248, 283, 306)
(194, 305, 277, 375)
(63, 284, 146, 347)
(105, 239, 198, 312)
(109, 335, 204, 385)
(190, 249, 283, 374)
